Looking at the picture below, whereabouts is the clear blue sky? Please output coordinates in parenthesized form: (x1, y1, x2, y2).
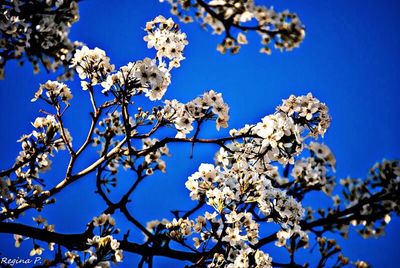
(0, 0, 399, 267)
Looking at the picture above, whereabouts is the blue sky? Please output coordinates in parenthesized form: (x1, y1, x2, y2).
(0, 0, 399, 267)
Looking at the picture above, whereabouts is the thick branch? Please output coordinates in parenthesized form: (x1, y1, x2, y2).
(300, 190, 396, 231)
(0, 222, 199, 262)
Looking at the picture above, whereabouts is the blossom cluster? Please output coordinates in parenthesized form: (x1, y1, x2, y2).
(145, 94, 333, 265)
(21, 116, 60, 171)
(292, 157, 328, 186)
(186, 162, 307, 243)
(70, 16, 187, 101)
(94, 111, 125, 150)
(162, 90, 230, 137)
(140, 138, 169, 174)
(70, 46, 115, 88)
(85, 235, 123, 266)
(160, 0, 305, 55)
(0, 104, 71, 218)
(147, 211, 273, 268)
(31, 80, 73, 105)
(100, 57, 169, 100)
(338, 160, 400, 239)
(219, 93, 331, 169)
(0, 0, 80, 79)
(93, 110, 170, 176)
(144, 15, 188, 69)
(291, 142, 336, 194)
(277, 93, 331, 137)
(60, 214, 123, 267)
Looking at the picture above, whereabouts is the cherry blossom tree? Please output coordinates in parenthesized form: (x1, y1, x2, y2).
(0, 8, 399, 268)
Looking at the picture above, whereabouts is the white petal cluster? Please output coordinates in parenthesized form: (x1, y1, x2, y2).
(165, 218, 194, 240)
(170, 94, 333, 263)
(65, 251, 79, 264)
(0, 114, 70, 212)
(162, 90, 230, 137)
(218, 93, 331, 168)
(31, 80, 73, 104)
(100, 57, 170, 101)
(185, 160, 310, 252)
(291, 142, 336, 193)
(142, 138, 169, 175)
(339, 160, 400, 238)
(148, 207, 273, 268)
(309, 141, 336, 169)
(86, 235, 123, 265)
(144, 15, 188, 69)
(229, 248, 272, 268)
(277, 93, 331, 137)
(292, 157, 328, 186)
(18, 115, 66, 173)
(29, 244, 44, 256)
(74, 17, 186, 102)
(186, 161, 306, 239)
(92, 213, 116, 227)
(208, 247, 272, 268)
(0, 0, 80, 78)
(70, 46, 114, 86)
(74, 214, 123, 266)
(222, 211, 259, 245)
(226, 114, 300, 166)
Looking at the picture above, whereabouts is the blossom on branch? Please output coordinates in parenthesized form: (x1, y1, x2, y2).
(160, 0, 305, 55)
(0, 0, 81, 79)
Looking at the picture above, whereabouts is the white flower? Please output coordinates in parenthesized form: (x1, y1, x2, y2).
(14, 234, 23, 248)
(32, 80, 72, 103)
(222, 227, 242, 246)
(65, 251, 79, 264)
(114, 249, 124, 262)
(93, 213, 115, 226)
(29, 245, 44, 256)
